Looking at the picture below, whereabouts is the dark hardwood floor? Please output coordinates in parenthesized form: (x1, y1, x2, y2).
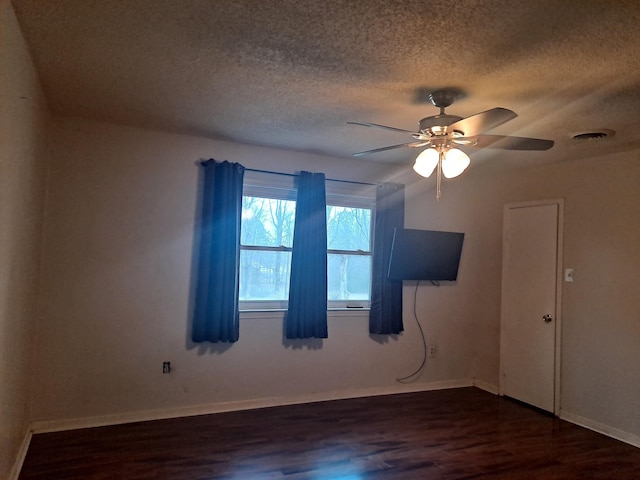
(19, 387, 640, 479)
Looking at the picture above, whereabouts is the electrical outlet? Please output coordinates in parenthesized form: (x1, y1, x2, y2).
(428, 346, 437, 358)
(162, 361, 171, 374)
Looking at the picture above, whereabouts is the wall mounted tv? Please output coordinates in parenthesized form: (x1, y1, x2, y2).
(387, 228, 465, 281)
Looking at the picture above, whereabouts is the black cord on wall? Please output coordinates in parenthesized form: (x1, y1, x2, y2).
(396, 281, 428, 383)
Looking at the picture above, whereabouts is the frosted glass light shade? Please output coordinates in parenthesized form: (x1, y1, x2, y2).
(442, 148, 470, 178)
(413, 148, 439, 178)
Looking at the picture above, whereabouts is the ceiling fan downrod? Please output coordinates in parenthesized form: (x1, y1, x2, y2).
(428, 89, 458, 114)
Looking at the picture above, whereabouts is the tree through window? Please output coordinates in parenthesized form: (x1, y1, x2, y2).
(239, 181, 373, 310)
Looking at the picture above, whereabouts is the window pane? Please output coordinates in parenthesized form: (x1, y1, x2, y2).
(241, 196, 296, 247)
(328, 254, 371, 301)
(326, 206, 371, 251)
(240, 250, 291, 301)
(240, 196, 373, 308)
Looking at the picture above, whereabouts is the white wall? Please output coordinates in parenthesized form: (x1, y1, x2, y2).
(6, 7, 635, 448)
(0, 1, 49, 477)
(412, 151, 640, 443)
(31, 115, 640, 446)
(31, 117, 473, 425)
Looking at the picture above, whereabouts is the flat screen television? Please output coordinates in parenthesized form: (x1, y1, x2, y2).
(387, 228, 465, 281)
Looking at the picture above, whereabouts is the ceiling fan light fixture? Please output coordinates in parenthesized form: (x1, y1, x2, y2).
(413, 147, 439, 177)
(351, 89, 553, 201)
(442, 148, 470, 178)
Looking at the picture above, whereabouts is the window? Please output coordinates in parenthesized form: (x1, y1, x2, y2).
(240, 196, 295, 306)
(239, 171, 374, 310)
(326, 205, 371, 307)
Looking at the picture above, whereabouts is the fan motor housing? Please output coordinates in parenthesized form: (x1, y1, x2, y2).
(419, 114, 463, 135)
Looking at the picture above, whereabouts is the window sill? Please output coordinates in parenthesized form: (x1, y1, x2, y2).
(240, 308, 370, 320)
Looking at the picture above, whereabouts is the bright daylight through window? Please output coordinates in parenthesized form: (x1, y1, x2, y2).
(239, 178, 373, 310)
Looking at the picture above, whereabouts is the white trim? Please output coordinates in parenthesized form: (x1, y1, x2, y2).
(23, 383, 640, 466)
(473, 379, 499, 395)
(239, 308, 370, 320)
(8, 429, 32, 480)
(473, 382, 640, 449)
(30, 379, 473, 434)
(554, 199, 564, 415)
(560, 411, 640, 449)
(499, 198, 564, 415)
(242, 170, 377, 207)
(243, 170, 296, 200)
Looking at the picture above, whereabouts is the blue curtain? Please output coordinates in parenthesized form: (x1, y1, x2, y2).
(286, 171, 328, 339)
(370, 182, 405, 334)
(192, 160, 245, 343)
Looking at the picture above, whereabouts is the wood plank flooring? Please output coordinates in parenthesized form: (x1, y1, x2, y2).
(19, 387, 640, 479)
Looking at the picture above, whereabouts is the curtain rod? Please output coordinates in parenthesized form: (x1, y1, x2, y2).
(244, 167, 376, 187)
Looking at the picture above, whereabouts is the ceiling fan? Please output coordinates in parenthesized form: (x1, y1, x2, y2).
(349, 89, 554, 200)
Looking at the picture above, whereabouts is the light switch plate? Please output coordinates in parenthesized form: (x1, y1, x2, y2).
(564, 268, 574, 282)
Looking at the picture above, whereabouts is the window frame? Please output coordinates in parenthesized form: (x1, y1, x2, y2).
(239, 171, 375, 312)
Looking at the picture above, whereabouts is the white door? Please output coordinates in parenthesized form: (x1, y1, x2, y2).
(500, 201, 562, 413)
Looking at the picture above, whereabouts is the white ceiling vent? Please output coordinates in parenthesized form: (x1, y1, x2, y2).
(571, 129, 615, 141)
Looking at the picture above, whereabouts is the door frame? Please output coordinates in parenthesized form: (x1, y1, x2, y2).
(499, 198, 564, 415)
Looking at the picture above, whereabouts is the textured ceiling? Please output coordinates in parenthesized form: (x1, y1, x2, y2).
(11, 0, 640, 171)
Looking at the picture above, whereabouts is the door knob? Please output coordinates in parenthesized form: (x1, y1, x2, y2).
(543, 314, 553, 323)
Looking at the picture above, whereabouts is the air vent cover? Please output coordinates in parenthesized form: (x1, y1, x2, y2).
(571, 129, 615, 141)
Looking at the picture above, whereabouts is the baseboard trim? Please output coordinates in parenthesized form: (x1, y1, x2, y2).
(560, 411, 640, 449)
(472, 379, 499, 395)
(8, 428, 32, 480)
(31, 379, 474, 434)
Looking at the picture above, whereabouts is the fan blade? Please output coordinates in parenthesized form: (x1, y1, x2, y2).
(448, 108, 517, 136)
(348, 121, 419, 134)
(457, 134, 554, 151)
(353, 141, 429, 157)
